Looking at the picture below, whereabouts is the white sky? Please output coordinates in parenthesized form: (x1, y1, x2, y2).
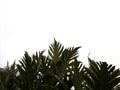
(0, 0, 120, 67)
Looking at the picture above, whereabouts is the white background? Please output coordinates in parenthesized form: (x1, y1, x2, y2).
(0, 0, 120, 67)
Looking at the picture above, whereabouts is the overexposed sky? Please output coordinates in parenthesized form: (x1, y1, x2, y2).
(0, 0, 120, 67)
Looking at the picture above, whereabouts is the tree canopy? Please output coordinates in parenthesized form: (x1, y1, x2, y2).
(0, 39, 120, 90)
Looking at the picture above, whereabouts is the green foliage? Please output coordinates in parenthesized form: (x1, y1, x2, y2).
(70, 59, 85, 90)
(0, 62, 18, 90)
(16, 51, 43, 90)
(0, 39, 120, 90)
(56, 47, 80, 77)
(45, 39, 81, 89)
(48, 39, 80, 77)
(84, 58, 120, 90)
(48, 39, 64, 64)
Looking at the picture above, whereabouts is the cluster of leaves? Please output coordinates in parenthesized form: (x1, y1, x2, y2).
(0, 39, 120, 90)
